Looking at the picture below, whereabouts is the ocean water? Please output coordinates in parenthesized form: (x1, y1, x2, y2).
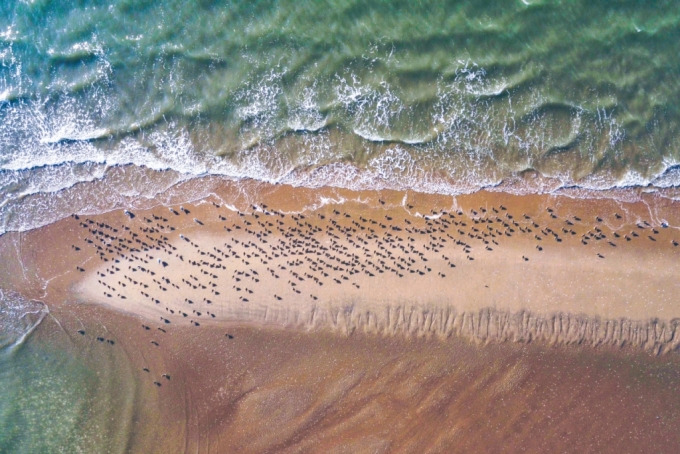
(0, 291, 137, 453)
(0, 0, 679, 234)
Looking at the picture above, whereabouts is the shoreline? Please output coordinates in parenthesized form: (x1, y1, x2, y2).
(2, 179, 679, 354)
(3, 163, 680, 237)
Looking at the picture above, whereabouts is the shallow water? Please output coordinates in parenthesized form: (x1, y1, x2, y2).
(1, 0, 680, 234)
(0, 292, 137, 453)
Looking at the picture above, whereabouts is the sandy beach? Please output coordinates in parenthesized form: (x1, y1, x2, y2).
(7, 180, 680, 343)
(2, 180, 680, 452)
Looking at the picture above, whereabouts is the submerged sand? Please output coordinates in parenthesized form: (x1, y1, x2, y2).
(2, 180, 680, 452)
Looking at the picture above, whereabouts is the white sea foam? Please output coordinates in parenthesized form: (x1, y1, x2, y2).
(650, 159, 680, 188)
(235, 69, 287, 147)
(287, 84, 327, 132)
(39, 127, 111, 144)
(0, 51, 678, 237)
(336, 75, 406, 143)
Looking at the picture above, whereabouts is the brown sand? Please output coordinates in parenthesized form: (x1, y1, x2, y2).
(32, 303, 680, 453)
(28, 181, 680, 351)
(2, 180, 680, 451)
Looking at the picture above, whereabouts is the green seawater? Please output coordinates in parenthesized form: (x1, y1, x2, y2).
(1, 0, 680, 233)
(0, 294, 137, 453)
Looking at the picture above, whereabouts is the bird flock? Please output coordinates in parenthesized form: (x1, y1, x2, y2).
(69, 200, 678, 389)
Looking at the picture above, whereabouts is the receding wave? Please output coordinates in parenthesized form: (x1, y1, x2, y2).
(0, 290, 48, 353)
(39, 128, 111, 145)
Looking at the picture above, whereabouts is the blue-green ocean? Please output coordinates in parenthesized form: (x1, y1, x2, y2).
(1, 1, 680, 450)
(1, 0, 680, 234)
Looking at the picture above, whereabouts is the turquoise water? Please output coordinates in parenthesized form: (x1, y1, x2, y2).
(0, 292, 136, 453)
(1, 1, 680, 232)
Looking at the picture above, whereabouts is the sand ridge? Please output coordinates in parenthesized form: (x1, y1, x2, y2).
(60, 186, 680, 355)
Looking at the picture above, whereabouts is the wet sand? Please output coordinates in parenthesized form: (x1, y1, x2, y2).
(15, 301, 680, 453)
(2, 179, 680, 451)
